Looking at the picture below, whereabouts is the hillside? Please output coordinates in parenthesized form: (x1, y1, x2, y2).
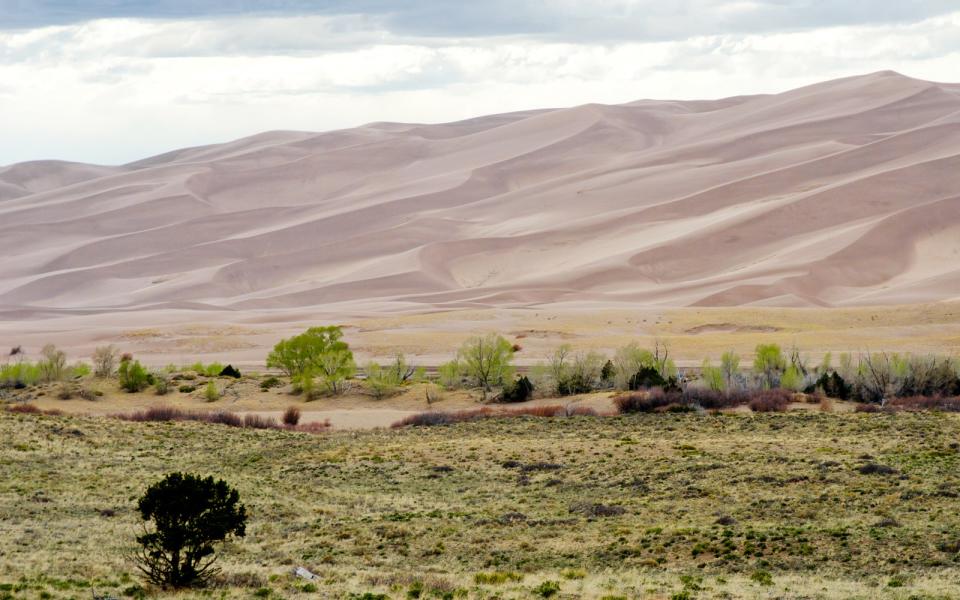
(2, 70, 960, 317)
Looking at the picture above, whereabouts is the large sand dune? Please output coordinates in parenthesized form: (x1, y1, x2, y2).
(3, 71, 960, 321)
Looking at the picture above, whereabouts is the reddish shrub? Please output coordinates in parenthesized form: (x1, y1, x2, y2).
(7, 403, 42, 414)
(295, 419, 331, 433)
(748, 389, 793, 413)
(614, 389, 680, 414)
(854, 403, 883, 413)
(681, 387, 751, 409)
(886, 396, 960, 412)
(242, 413, 278, 429)
(282, 406, 301, 426)
(507, 405, 565, 418)
(391, 403, 599, 427)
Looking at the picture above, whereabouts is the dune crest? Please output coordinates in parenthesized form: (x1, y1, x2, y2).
(3, 71, 960, 316)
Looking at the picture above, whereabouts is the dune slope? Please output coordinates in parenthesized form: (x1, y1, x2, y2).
(2, 71, 960, 317)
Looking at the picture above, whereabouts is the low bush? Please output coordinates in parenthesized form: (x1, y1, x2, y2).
(153, 373, 170, 396)
(474, 571, 523, 585)
(886, 396, 960, 412)
(391, 404, 596, 428)
(178, 384, 196, 393)
(501, 376, 534, 403)
(6, 404, 62, 416)
(119, 359, 152, 393)
(855, 403, 883, 413)
(748, 389, 793, 412)
(614, 389, 680, 414)
(115, 406, 331, 433)
(259, 376, 282, 391)
(204, 381, 220, 402)
(282, 406, 301, 426)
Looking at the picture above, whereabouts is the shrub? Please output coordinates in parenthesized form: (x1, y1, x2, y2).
(457, 334, 515, 400)
(178, 384, 196, 393)
(153, 373, 170, 396)
(750, 570, 773, 586)
(119, 359, 152, 393)
(628, 366, 663, 390)
(886, 396, 960, 412)
(547, 345, 605, 395)
(614, 389, 679, 414)
(259, 376, 282, 391)
(816, 371, 851, 400)
(69, 362, 91, 378)
(780, 365, 804, 391)
(533, 581, 560, 598)
(437, 360, 462, 390)
(204, 381, 220, 402)
(219, 364, 241, 379)
(854, 403, 883, 413)
(282, 406, 301, 426)
(134, 473, 247, 588)
(501, 376, 534, 403)
(474, 572, 523, 585)
(391, 404, 593, 428)
(0, 362, 42, 387)
(362, 354, 419, 400)
(682, 387, 749, 409)
(748, 389, 792, 412)
(242, 414, 275, 429)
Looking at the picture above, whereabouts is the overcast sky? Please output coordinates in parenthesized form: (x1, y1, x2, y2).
(2, 1, 959, 165)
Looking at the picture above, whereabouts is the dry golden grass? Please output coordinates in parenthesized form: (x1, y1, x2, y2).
(3, 410, 960, 598)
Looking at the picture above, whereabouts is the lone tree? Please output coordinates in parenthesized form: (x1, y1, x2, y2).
(457, 334, 515, 400)
(266, 326, 356, 394)
(134, 473, 247, 588)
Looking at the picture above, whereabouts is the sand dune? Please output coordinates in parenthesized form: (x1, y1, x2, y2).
(3, 70, 960, 321)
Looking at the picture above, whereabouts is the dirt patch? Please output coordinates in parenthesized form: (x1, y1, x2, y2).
(685, 322, 782, 335)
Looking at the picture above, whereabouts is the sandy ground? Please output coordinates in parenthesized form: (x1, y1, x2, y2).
(2, 71, 960, 322)
(2, 302, 958, 372)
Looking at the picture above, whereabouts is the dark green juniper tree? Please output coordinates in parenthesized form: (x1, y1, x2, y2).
(134, 473, 247, 588)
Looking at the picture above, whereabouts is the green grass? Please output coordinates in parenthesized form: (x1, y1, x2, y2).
(2, 411, 960, 598)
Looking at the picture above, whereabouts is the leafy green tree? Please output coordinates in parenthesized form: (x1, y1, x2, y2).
(780, 365, 803, 391)
(720, 350, 741, 390)
(457, 334, 515, 400)
(612, 343, 656, 390)
(119, 358, 152, 392)
(701, 359, 725, 392)
(363, 354, 420, 400)
(134, 473, 247, 588)
(753, 344, 786, 389)
(266, 326, 349, 376)
(266, 326, 356, 395)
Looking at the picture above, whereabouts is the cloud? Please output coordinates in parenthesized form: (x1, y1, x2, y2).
(0, 5, 958, 165)
(4, 1, 960, 40)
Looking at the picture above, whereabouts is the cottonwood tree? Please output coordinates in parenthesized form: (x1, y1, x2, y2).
(134, 473, 247, 588)
(753, 344, 786, 389)
(267, 326, 356, 395)
(458, 334, 515, 400)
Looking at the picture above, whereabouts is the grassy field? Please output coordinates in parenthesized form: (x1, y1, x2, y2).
(3, 410, 960, 599)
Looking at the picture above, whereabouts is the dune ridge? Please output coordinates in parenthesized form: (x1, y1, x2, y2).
(3, 70, 960, 319)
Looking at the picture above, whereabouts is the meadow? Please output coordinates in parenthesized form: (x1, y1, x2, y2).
(3, 409, 960, 599)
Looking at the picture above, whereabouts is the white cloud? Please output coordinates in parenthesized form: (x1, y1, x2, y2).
(0, 9, 958, 165)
